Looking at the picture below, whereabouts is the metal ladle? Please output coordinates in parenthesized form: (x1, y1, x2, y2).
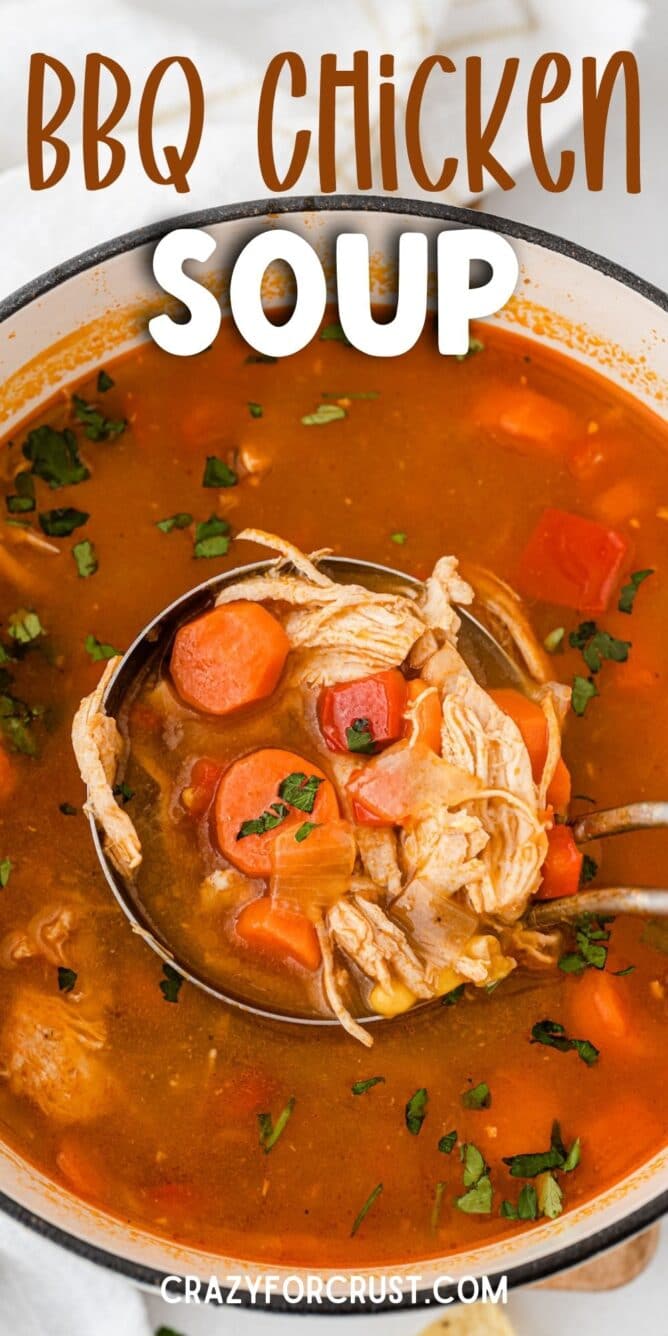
(90, 556, 668, 1026)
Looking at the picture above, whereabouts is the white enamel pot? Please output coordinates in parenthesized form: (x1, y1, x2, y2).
(0, 197, 666, 1316)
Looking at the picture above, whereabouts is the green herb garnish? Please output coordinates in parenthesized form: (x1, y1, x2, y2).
(571, 674, 598, 717)
(569, 622, 631, 674)
(237, 802, 289, 840)
(455, 336, 485, 361)
(558, 913, 613, 974)
(442, 983, 465, 1006)
(0, 693, 40, 755)
(461, 1142, 487, 1186)
(57, 967, 77, 993)
(438, 1129, 458, 1154)
(405, 1087, 428, 1135)
(456, 1176, 492, 1214)
(202, 456, 238, 488)
(501, 1184, 537, 1220)
(97, 370, 114, 392)
(6, 472, 35, 514)
(301, 404, 347, 426)
(320, 323, 350, 344)
(537, 1172, 563, 1219)
(461, 1081, 491, 1109)
(113, 782, 135, 805)
(258, 1096, 296, 1154)
(156, 513, 193, 533)
(84, 633, 120, 662)
(23, 425, 89, 489)
(350, 1182, 383, 1236)
(59, 803, 78, 816)
(352, 1076, 385, 1096)
(248, 402, 263, 419)
(295, 821, 317, 842)
(39, 507, 89, 537)
(0, 858, 13, 887)
(581, 854, 598, 885)
(72, 394, 126, 441)
(8, 609, 44, 645)
(503, 1121, 579, 1178)
(193, 515, 231, 559)
(345, 717, 375, 754)
(391, 531, 407, 545)
(159, 963, 183, 1003)
(618, 569, 654, 614)
(531, 1019, 599, 1067)
(73, 540, 98, 578)
(278, 771, 324, 814)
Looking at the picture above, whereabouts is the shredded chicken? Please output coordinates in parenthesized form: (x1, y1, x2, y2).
(501, 923, 564, 970)
(0, 989, 112, 1123)
(462, 562, 551, 684)
(71, 658, 142, 879)
(328, 896, 433, 999)
(355, 827, 403, 897)
(316, 921, 372, 1047)
(0, 904, 75, 970)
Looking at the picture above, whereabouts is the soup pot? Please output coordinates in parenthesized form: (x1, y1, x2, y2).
(0, 197, 666, 1315)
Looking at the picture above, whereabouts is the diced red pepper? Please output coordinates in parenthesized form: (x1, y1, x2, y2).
(318, 669, 407, 754)
(181, 757, 223, 817)
(535, 824, 583, 900)
(517, 507, 629, 613)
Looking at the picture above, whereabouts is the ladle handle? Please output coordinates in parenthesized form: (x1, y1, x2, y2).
(572, 801, 668, 843)
(527, 887, 668, 926)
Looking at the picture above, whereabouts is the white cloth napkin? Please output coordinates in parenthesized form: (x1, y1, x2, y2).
(0, 1, 648, 1333)
(0, 0, 646, 299)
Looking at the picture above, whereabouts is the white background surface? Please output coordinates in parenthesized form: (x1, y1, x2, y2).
(0, 0, 665, 1332)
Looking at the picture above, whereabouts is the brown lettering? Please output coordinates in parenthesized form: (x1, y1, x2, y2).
(527, 53, 574, 191)
(405, 56, 457, 192)
(137, 57, 204, 194)
(82, 54, 131, 190)
(257, 53, 310, 192)
(466, 56, 518, 193)
(319, 51, 371, 193)
(27, 53, 76, 190)
(583, 52, 640, 192)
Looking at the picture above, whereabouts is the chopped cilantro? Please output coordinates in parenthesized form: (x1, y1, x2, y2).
(84, 633, 120, 661)
(38, 507, 89, 538)
(0, 693, 40, 755)
(248, 402, 263, 419)
(202, 456, 238, 488)
(345, 717, 375, 754)
(531, 1019, 599, 1067)
(113, 782, 135, 805)
(294, 821, 317, 842)
(73, 540, 98, 578)
(503, 1121, 578, 1178)
(618, 568, 654, 614)
(193, 515, 231, 559)
(456, 1176, 492, 1214)
(350, 1182, 383, 1236)
(156, 513, 193, 533)
(72, 394, 126, 441)
(571, 674, 598, 716)
(159, 963, 183, 1003)
(537, 1171, 563, 1219)
(237, 802, 289, 840)
(352, 1076, 385, 1096)
(97, 370, 114, 392)
(8, 609, 44, 645)
(23, 424, 89, 488)
(612, 964, 636, 977)
(0, 857, 13, 887)
(581, 854, 598, 885)
(59, 802, 78, 816)
(278, 771, 324, 814)
(6, 471, 35, 514)
(455, 336, 485, 361)
(461, 1081, 491, 1109)
(391, 531, 407, 545)
(461, 1142, 487, 1187)
(438, 1129, 458, 1154)
(258, 1096, 295, 1154)
(301, 404, 347, 426)
(405, 1087, 428, 1135)
(569, 622, 631, 674)
(544, 626, 565, 654)
(320, 322, 350, 344)
(562, 1138, 581, 1172)
(442, 983, 465, 1006)
(501, 1184, 538, 1220)
(57, 967, 77, 993)
(559, 913, 613, 974)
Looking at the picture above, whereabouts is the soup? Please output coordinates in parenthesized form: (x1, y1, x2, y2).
(0, 313, 667, 1266)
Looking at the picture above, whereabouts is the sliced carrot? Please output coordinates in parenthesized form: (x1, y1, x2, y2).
(517, 508, 629, 613)
(535, 824, 582, 900)
(181, 756, 223, 817)
(318, 669, 407, 753)
(489, 688, 571, 811)
(475, 385, 578, 455)
(403, 679, 442, 752)
(567, 969, 632, 1052)
(215, 747, 339, 877)
(0, 748, 15, 801)
(236, 896, 321, 971)
(171, 601, 289, 716)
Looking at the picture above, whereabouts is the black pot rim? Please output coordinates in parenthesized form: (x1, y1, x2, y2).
(0, 193, 666, 1310)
